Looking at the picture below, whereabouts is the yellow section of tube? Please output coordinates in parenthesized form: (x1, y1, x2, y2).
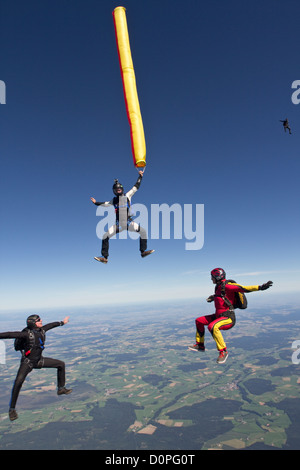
(113, 7, 146, 168)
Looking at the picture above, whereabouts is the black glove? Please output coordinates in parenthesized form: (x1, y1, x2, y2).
(206, 295, 215, 303)
(260, 281, 273, 290)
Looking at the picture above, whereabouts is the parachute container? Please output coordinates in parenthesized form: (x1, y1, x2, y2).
(113, 7, 146, 168)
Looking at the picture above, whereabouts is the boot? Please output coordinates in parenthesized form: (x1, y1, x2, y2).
(57, 387, 72, 395)
(141, 250, 155, 258)
(9, 408, 18, 421)
(188, 343, 205, 351)
(94, 256, 108, 264)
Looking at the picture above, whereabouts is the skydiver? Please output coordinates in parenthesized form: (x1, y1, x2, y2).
(90, 170, 154, 263)
(280, 118, 292, 134)
(0, 315, 72, 421)
(188, 268, 273, 364)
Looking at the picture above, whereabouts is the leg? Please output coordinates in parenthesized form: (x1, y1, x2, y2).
(196, 314, 216, 345)
(38, 357, 66, 389)
(128, 221, 147, 253)
(9, 360, 33, 412)
(138, 226, 147, 253)
(101, 224, 118, 259)
(208, 316, 234, 363)
(128, 221, 154, 257)
(208, 316, 234, 351)
(189, 314, 216, 351)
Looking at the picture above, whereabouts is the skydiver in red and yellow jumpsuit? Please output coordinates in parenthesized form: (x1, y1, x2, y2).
(188, 268, 273, 364)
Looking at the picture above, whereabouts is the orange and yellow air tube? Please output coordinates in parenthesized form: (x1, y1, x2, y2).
(113, 6, 146, 169)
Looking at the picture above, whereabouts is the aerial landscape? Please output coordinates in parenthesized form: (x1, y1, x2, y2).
(0, 301, 299, 450)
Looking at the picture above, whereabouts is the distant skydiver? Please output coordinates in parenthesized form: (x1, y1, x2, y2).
(90, 170, 154, 263)
(280, 118, 292, 134)
(188, 268, 273, 364)
(0, 315, 72, 421)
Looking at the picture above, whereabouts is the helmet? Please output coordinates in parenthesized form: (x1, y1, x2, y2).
(211, 268, 226, 282)
(112, 179, 124, 196)
(26, 314, 41, 330)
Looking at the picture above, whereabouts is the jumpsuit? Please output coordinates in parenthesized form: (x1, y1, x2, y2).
(0, 322, 66, 409)
(195, 282, 260, 351)
(94, 174, 147, 258)
(280, 119, 292, 134)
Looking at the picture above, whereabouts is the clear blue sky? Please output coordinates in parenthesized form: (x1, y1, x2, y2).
(1, 0, 300, 312)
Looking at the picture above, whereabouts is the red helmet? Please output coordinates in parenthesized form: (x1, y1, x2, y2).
(211, 268, 226, 282)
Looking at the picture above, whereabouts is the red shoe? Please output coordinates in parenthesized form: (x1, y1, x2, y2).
(216, 350, 228, 364)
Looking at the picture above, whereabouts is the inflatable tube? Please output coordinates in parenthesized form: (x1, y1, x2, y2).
(113, 7, 146, 168)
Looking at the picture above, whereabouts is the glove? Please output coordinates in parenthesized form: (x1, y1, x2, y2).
(260, 281, 273, 290)
(206, 295, 215, 303)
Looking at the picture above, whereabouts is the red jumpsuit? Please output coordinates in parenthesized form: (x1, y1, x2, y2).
(195, 281, 260, 351)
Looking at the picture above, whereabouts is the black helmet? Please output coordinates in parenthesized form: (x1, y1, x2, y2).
(211, 268, 226, 282)
(112, 179, 124, 196)
(26, 314, 40, 329)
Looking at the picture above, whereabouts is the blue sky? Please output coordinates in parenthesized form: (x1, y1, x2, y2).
(1, 0, 300, 312)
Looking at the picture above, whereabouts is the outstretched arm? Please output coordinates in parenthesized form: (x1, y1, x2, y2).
(226, 281, 273, 293)
(90, 197, 113, 206)
(126, 171, 144, 199)
(134, 170, 144, 190)
(0, 331, 27, 340)
(43, 317, 70, 332)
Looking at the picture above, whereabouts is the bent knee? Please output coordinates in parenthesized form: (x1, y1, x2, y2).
(195, 316, 206, 326)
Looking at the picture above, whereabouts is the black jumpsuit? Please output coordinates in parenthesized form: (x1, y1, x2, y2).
(0, 322, 66, 409)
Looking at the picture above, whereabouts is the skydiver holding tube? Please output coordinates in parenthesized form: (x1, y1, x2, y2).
(90, 170, 154, 263)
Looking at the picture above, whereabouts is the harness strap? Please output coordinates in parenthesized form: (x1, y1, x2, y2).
(24, 330, 45, 356)
(219, 281, 235, 311)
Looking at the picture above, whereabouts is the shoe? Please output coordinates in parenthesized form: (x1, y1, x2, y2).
(57, 387, 72, 396)
(141, 250, 155, 258)
(216, 350, 228, 364)
(94, 256, 108, 264)
(188, 343, 205, 352)
(9, 408, 18, 421)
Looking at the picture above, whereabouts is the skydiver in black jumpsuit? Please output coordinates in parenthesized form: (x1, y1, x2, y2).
(280, 118, 292, 134)
(0, 314, 72, 421)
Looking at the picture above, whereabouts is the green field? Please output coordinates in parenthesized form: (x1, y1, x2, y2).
(0, 304, 299, 449)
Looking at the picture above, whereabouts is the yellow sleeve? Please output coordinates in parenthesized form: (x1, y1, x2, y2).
(240, 285, 260, 292)
(227, 282, 260, 293)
